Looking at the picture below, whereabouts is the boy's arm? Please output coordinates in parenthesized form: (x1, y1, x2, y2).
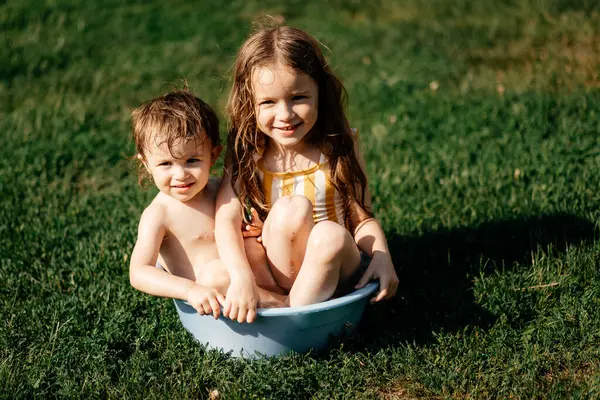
(129, 205, 196, 300)
(350, 134, 399, 302)
(214, 167, 259, 323)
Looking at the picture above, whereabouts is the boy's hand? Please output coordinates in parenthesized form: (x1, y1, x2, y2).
(224, 275, 259, 323)
(186, 284, 226, 319)
(241, 208, 264, 242)
(355, 252, 399, 303)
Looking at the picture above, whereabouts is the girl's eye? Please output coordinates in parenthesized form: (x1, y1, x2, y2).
(259, 100, 274, 105)
(187, 158, 200, 164)
(293, 95, 307, 101)
(158, 162, 171, 167)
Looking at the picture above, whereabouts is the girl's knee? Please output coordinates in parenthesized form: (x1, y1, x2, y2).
(308, 222, 348, 261)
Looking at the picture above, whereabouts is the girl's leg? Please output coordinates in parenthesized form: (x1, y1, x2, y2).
(287, 221, 361, 306)
(244, 237, 284, 294)
(261, 196, 315, 291)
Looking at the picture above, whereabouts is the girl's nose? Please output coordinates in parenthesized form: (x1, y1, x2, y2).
(277, 101, 294, 121)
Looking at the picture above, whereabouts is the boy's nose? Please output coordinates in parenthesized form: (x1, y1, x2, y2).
(173, 165, 187, 179)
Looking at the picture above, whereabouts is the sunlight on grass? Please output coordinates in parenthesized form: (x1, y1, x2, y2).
(463, 11, 600, 93)
(2, 0, 600, 398)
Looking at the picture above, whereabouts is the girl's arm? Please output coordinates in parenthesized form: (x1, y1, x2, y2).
(214, 166, 259, 323)
(352, 215, 398, 302)
(350, 136, 399, 302)
(129, 206, 224, 316)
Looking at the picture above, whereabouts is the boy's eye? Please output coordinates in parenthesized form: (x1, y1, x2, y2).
(292, 95, 307, 101)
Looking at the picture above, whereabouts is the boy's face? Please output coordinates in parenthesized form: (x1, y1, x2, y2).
(141, 134, 221, 202)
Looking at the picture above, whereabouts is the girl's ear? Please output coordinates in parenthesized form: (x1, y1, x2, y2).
(211, 145, 223, 167)
(137, 154, 150, 173)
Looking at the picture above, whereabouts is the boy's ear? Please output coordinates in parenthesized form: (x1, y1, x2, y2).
(211, 145, 223, 167)
(137, 154, 150, 173)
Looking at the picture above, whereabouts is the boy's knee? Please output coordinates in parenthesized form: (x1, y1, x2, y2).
(270, 195, 313, 232)
(195, 261, 230, 293)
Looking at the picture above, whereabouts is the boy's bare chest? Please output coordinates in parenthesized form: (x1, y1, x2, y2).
(163, 201, 217, 247)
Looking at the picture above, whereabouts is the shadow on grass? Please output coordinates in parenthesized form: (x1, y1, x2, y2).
(347, 213, 596, 351)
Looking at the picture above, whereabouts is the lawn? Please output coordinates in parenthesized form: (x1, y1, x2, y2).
(1, 0, 600, 398)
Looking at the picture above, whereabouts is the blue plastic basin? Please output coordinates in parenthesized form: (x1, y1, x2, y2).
(173, 282, 379, 358)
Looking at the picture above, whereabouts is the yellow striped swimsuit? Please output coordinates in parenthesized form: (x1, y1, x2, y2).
(257, 153, 345, 225)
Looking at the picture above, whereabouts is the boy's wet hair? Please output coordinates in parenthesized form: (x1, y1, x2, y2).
(131, 88, 220, 184)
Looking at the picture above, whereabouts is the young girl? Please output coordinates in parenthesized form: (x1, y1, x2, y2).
(215, 26, 399, 324)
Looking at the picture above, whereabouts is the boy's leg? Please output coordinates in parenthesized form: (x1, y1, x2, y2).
(194, 257, 287, 309)
(260, 196, 315, 291)
(193, 259, 230, 295)
(287, 221, 361, 306)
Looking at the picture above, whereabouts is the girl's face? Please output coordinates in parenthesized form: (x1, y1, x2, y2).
(252, 62, 319, 151)
(141, 135, 220, 202)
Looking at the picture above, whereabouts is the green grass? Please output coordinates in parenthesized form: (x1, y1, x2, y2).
(2, 0, 600, 398)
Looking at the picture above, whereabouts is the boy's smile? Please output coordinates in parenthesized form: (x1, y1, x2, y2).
(172, 182, 194, 189)
(171, 182, 195, 193)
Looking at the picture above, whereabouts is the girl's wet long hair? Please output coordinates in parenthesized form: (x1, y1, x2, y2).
(227, 25, 372, 232)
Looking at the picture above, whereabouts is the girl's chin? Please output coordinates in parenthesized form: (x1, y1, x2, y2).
(273, 130, 298, 139)
(270, 131, 309, 146)
(271, 137, 303, 149)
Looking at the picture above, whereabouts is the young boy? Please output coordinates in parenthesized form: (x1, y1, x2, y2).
(129, 89, 283, 320)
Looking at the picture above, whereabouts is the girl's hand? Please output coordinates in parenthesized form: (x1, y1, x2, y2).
(241, 207, 264, 242)
(224, 275, 259, 323)
(186, 284, 226, 319)
(354, 252, 399, 303)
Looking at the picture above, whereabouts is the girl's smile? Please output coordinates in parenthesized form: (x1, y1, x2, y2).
(252, 62, 319, 151)
(274, 121, 303, 135)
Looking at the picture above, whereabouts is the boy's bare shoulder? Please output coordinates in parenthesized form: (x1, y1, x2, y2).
(139, 193, 169, 226)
